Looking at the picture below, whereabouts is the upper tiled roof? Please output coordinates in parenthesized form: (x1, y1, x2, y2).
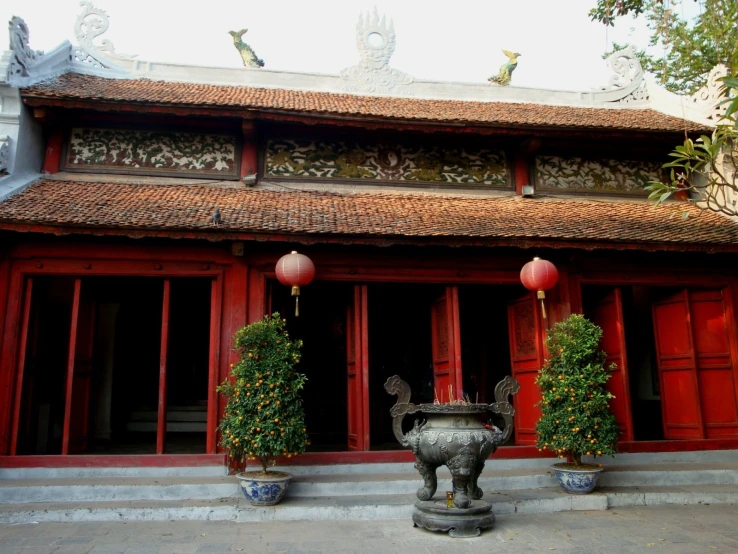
(21, 73, 708, 133)
(1, 179, 736, 250)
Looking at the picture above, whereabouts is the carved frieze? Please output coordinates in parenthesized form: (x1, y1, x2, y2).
(64, 128, 238, 178)
(265, 138, 508, 186)
(535, 155, 662, 193)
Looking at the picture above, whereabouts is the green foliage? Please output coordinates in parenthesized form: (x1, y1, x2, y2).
(646, 76, 738, 216)
(535, 315, 619, 466)
(591, 0, 738, 94)
(217, 313, 308, 473)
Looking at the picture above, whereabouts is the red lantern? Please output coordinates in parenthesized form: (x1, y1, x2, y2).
(275, 251, 315, 317)
(520, 257, 558, 319)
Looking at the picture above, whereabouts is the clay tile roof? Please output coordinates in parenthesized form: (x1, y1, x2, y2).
(21, 73, 708, 133)
(1, 179, 737, 250)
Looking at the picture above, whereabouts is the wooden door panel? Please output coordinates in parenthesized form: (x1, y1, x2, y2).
(507, 293, 542, 445)
(430, 287, 462, 402)
(588, 288, 634, 441)
(346, 285, 369, 451)
(652, 291, 703, 439)
(431, 294, 451, 400)
(346, 296, 360, 451)
(690, 289, 738, 438)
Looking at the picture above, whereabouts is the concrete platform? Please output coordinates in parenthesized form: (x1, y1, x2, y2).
(0, 485, 736, 523)
(2, 462, 738, 504)
(1, 450, 736, 523)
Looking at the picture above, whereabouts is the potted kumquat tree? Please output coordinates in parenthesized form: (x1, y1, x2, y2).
(218, 313, 309, 505)
(535, 314, 619, 494)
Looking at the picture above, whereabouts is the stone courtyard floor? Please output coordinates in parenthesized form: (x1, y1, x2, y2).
(1, 504, 737, 553)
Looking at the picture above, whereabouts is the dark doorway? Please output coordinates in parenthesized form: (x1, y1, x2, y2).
(271, 280, 353, 452)
(367, 283, 437, 450)
(458, 285, 524, 444)
(17, 276, 213, 455)
(582, 285, 663, 441)
(16, 277, 76, 455)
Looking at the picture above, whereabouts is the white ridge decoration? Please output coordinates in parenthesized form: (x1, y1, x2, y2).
(7, 17, 44, 80)
(688, 64, 729, 121)
(74, 0, 135, 69)
(340, 8, 413, 95)
(599, 44, 644, 90)
(0, 136, 9, 176)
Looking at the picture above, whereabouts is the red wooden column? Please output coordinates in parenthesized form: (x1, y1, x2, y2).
(157, 280, 171, 455)
(0, 267, 25, 454)
(449, 286, 463, 396)
(240, 120, 258, 181)
(61, 278, 82, 455)
(9, 278, 33, 455)
(206, 277, 223, 454)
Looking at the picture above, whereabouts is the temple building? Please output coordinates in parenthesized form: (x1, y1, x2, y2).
(1, 5, 738, 469)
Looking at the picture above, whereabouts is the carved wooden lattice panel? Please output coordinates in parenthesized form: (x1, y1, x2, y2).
(512, 300, 536, 357)
(266, 138, 509, 186)
(535, 155, 663, 193)
(64, 128, 239, 178)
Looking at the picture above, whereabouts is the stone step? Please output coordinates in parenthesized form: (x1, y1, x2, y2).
(2, 462, 737, 504)
(0, 485, 736, 523)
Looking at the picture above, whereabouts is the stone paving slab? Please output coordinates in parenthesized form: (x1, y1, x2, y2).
(2, 504, 738, 553)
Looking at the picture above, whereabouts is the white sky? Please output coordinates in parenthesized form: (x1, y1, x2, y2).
(2, 0, 656, 91)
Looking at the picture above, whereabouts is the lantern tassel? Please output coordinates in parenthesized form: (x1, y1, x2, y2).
(295, 296, 299, 317)
(537, 290, 547, 319)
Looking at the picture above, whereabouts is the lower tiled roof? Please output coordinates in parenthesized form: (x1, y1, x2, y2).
(0, 179, 737, 249)
(21, 73, 707, 133)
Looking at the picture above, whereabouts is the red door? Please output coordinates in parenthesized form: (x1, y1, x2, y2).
(588, 288, 634, 442)
(652, 290, 704, 439)
(689, 289, 738, 438)
(430, 287, 462, 402)
(507, 292, 543, 445)
(68, 295, 96, 454)
(346, 285, 369, 450)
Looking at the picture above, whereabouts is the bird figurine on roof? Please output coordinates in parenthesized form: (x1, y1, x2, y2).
(229, 29, 264, 68)
(488, 50, 521, 86)
(210, 208, 223, 226)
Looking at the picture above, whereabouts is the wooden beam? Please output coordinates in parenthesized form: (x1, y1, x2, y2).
(61, 278, 82, 455)
(9, 278, 33, 455)
(207, 277, 223, 454)
(157, 279, 171, 455)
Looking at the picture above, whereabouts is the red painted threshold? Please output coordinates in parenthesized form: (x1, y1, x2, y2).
(0, 454, 226, 468)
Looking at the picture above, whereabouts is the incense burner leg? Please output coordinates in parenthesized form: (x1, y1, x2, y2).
(414, 458, 439, 501)
(447, 447, 476, 509)
(468, 460, 486, 500)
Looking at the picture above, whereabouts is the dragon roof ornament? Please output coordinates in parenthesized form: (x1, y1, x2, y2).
(0, 136, 9, 176)
(340, 8, 413, 96)
(73, 0, 135, 70)
(6, 17, 44, 81)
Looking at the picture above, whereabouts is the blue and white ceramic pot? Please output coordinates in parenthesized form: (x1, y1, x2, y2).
(237, 471, 292, 506)
(552, 463, 604, 495)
